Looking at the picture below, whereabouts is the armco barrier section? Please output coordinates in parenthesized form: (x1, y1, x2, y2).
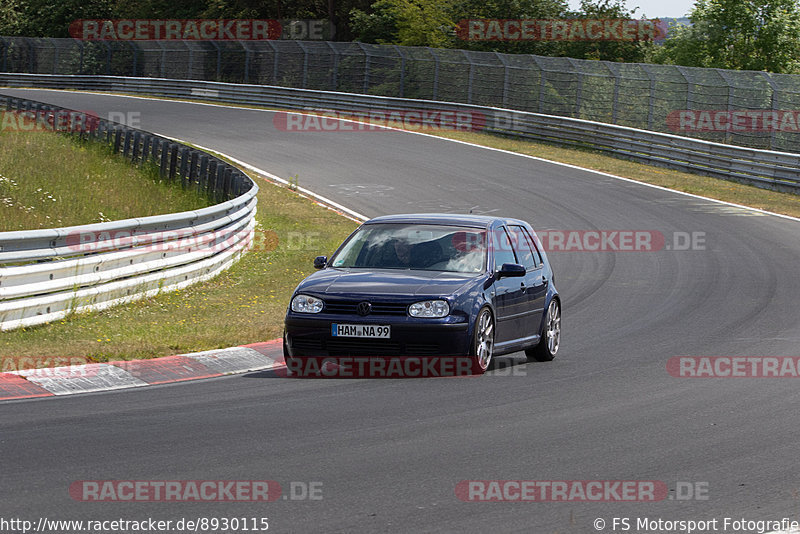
(0, 93, 258, 331)
(1, 73, 798, 193)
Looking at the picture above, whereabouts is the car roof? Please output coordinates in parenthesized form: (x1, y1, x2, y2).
(364, 213, 530, 229)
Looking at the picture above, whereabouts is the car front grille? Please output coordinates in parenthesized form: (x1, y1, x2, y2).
(323, 300, 408, 316)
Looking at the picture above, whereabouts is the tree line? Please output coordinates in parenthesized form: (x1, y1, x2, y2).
(1, 0, 798, 73)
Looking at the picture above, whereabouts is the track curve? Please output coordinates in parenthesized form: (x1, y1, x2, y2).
(2, 89, 800, 533)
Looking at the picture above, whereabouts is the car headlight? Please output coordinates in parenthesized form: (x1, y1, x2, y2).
(408, 300, 450, 318)
(291, 294, 324, 313)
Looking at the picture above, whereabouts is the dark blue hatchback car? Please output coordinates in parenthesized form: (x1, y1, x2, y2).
(283, 214, 561, 374)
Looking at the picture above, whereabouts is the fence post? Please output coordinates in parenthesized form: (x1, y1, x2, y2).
(641, 64, 657, 131)
(326, 41, 339, 90)
(495, 52, 510, 109)
(123, 130, 133, 158)
(532, 56, 548, 114)
(357, 42, 370, 94)
(141, 133, 151, 162)
(429, 47, 440, 101)
(100, 41, 110, 76)
(566, 58, 583, 118)
(297, 41, 309, 88)
(462, 50, 474, 104)
(179, 147, 190, 187)
(159, 140, 170, 178)
(761, 72, 780, 151)
(605, 61, 620, 124)
(267, 40, 279, 85)
(169, 144, 179, 181)
(48, 38, 58, 75)
(394, 45, 406, 98)
(715, 68, 735, 144)
(129, 42, 138, 77)
(77, 40, 84, 75)
(154, 41, 167, 78)
(243, 42, 251, 84)
(198, 154, 209, 191)
(207, 41, 221, 81)
(187, 42, 194, 79)
(676, 65, 693, 118)
(132, 131, 141, 163)
(188, 150, 199, 189)
(0, 37, 6, 73)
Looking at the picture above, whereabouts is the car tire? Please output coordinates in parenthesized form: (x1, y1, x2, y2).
(526, 298, 561, 362)
(470, 307, 495, 374)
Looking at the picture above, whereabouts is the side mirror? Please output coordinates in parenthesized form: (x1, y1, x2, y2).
(497, 263, 525, 278)
(313, 256, 327, 269)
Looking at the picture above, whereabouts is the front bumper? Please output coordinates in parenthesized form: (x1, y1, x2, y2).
(284, 315, 471, 357)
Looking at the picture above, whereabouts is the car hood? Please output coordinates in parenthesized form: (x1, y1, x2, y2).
(296, 268, 480, 297)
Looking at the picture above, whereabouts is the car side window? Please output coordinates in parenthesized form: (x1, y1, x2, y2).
(493, 227, 518, 270)
(508, 225, 538, 270)
(521, 227, 544, 266)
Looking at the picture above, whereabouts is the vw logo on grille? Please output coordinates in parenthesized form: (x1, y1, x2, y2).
(356, 301, 372, 316)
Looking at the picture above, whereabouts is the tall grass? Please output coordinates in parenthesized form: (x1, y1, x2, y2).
(0, 129, 211, 231)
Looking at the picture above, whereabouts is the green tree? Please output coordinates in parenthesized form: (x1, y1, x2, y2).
(12, 0, 114, 37)
(452, 0, 568, 55)
(0, 0, 24, 35)
(351, 0, 457, 46)
(649, 0, 800, 73)
(561, 0, 653, 63)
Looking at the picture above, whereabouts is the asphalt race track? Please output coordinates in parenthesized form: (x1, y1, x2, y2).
(2, 89, 800, 533)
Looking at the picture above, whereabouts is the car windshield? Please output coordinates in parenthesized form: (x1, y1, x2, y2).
(329, 223, 487, 273)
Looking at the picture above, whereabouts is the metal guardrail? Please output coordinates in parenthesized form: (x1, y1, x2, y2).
(1, 73, 798, 194)
(0, 92, 258, 331)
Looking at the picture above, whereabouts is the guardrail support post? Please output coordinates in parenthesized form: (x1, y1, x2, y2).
(169, 144, 179, 181)
(159, 140, 169, 178)
(179, 147, 190, 188)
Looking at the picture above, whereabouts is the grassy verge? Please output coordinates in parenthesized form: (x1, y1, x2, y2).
(0, 173, 358, 361)
(0, 129, 211, 231)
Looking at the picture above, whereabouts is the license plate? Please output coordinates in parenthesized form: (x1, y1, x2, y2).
(331, 324, 390, 338)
